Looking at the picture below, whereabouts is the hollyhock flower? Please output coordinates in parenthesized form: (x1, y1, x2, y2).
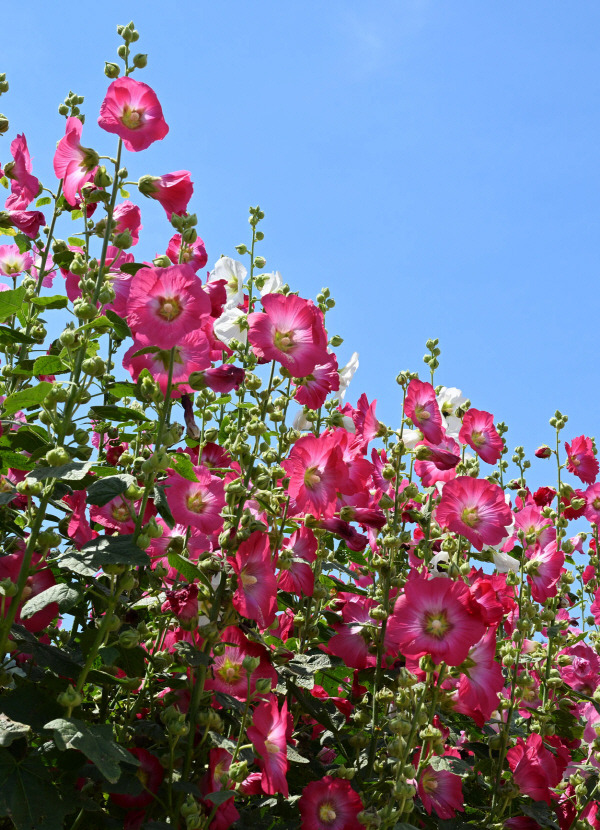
(526, 540, 564, 604)
(138, 171, 192, 219)
(533, 486, 556, 507)
(559, 643, 600, 693)
(340, 393, 380, 449)
(293, 354, 340, 409)
(282, 433, 348, 519)
(585, 483, 600, 524)
(205, 626, 277, 699)
(436, 476, 513, 551)
(258, 270, 284, 295)
(53, 117, 98, 205)
(0, 244, 33, 278)
(404, 378, 444, 444)
(0, 551, 58, 632)
(110, 748, 164, 809)
(387, 575, 487, 666)
(566, 435, 599, 485)
(188, 364, 245, 394)
(209, 256, 247, 308)
(161, 584, 199, 628)
(535, 445, 552, 459)
(319, 518, 368, 551)
(166, 233, 207, 270)
(298, 777, 364, 830)
(418, 765, 464, 820)
(414, 435, 461, 488)
(63, 490, 95, 549)
(200, 749, 239, 830)
(246, 695, 291, 796)
(448, 628, 504, 725)
(513, 504, 555, 551)
(90, 495, 138, 534)
(212, 305, 247, 347)
(437, 386, 467, 438)
(98, 77, 169, 151)
(113, 201, 142, 245)
(248, 294, 328, 378)
(164, 465, 225, 534)
(1, 209, 45, 239)
(126, 264, 211, 349)
(230, 531, 277, 629)
(276, 527, 318, 596)
(507, 733, 568, 804)
(4, 134, 39, 210)
(326, 596, 380, 669)
(123, 329, 211, 396)
(505, 819, 542, 830)
(561, 488, 587, 520)
(459, 408, 503, 465)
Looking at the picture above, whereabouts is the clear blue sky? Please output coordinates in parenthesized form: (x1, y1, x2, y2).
(3, 1, 600, 486)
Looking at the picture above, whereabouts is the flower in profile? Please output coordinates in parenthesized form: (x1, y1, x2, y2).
(126, 264, 211, 349)
(113, 200, 142, 245)
(293, 354, 340, 410)
(0, 551, 58, 632)
(506, 733, 569, 804)
(209, 256, 247, 308)
(98, 77, 169, 151)
(386, 575, 486, 666)
(326, 595, 380, 669)
(0, 244, 33, 278)
(436, 476, 513, 551)
(525, 540, 564, 603)
(4, 134, 39, 210)
(164, 464, 225, 534)
(404, 378, 444, 444)
(414, 435, 461, 488)
(166, 233, 207, 270)
(565, 435, 599, 485)
(448, 627, 504, 725)
(138, 171, 193, 219)
(230, 531, 277, 629)
(459, 408, 503, 465)
(53, 117, 98, 205)
(298, 777, 364, 830)
(247, 695, 291, 796)
(1, 209, 46, 239)
(276, 527, 318, 596)
(418, 765, 464, 820)
(248, 294, 328, 378)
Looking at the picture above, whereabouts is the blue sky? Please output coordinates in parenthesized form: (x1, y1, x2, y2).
(3, 1, 600, 489)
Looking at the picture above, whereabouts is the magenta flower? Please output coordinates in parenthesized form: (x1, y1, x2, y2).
(276, 527, 318, 596)
(414, 434, 461, 488)
(126, 264, 211, 349)
(164, 464, 225, 534)
(386, 576, 486, 666)
(558, 643, 600, 694)
(404, 378, 444, 444)
(98, 77, 169, 151)
(138, 171, 193, 219)
(4, 134, 39, 210)
(123, 329, 211, 396)
(565, 435, 599, 485)
(436, 476, 513, 551)
(248, 294, 329, 378)
(230, 531, 277, 629)
(113, 200, 142, 245)
(449, 627, 504, 726)
(292, 353, 340, 409)
(2, 209, 45, 239)
(0, 551, 58, 633)
(53, 117, 98, 205)
(459, 408, 503, 465)
(282, 433, 348, 519)
(507, 733, 569, 805)
(298, 777, 364, 830)
(166, 232, 207, 270)
(526, 539, 564, 603)
(585, 482, 600, 524)
(418, 765, 464, 820)
(205, 626, 277, 700)
(327, 596, 380, 669)
(247, 695, 291, 796)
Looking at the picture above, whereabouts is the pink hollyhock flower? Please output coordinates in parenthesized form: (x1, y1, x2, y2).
(565, 435, 599, 485)
(436, 476, 513, 551)
(248, 294, 329, 378)
(386, 576, 486, 666)
(110, 748, 164, 809)
(559, 643, 600, 693)
(113, 201, 142, 245)
(448, 628, 504, 726)
(164, 464, 225, 534)
(53, 117, 98, 205)
(230, 531, 277, 629)
(189, 364, 245, 394)
(0, 551, 58, 632)
(562, 488, 587, 520)
(293, 354, 340, 410)
(404, 378, 444, 444)
(513, 504, 555, 551)
(98, 77, 169, 151)
(276, 527, 318, 596)
(200, 748, 239, 830)
(63, 490, 95, 549)
(507, 733, 569, 804)
(126, 264, 211, 349)
(298, 777, 364, 830)
(526, 540, 564, 604)
(459, 408, 503, 465)
(282, 433, 348, 519)
(327, 596, 380, 669)
(418, 765, 464, 820)
(414, 435, 461, 488)
(205, 626, 277, 700)
(90, 495, 138, 534)
(246, 695, 291, 796)
(166, 233, 207, 270)
(138, 171, 193, 219)
(2, 209, 45, 239)
(0, 244, 33, 278)
(123, 329, 211, 396)
(161, 584, 199, 628)
(585, 483, 600, 524)
(4, 134, 39, 210)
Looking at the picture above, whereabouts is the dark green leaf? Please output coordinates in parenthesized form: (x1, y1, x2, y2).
(130, 345, 161, 358)
(154, 484, 175, 528)
(0, 685, 63, 732)
(2, 381, 52, 414)
(0, 491, 16, 505)
(31, 295, 68, 310)
(27, 460, 93, 482)
(172, 641, 212, 668)
(80, 534, 150, 567)
(204, 790, 235, 806)
(113, 645, 147, 678)
(286, 745, 309, 763)
(44, 718, 135, 783)
(32, 355, 68, 375)
(89, 404, 149, 423)
(52, 251, 74, 269)
(21, 584, 82, 619)
(0, 747, 70, 830)
(86, 474, 134, 506)
(0, 715, 31, 747)
(0, 327, 35, 345)
(106, 381, 137, 400)
(167, 552, 211, 588)
(0, 286, 26, 323)
(105, 309, 131, 340)
(119, 262, 147, 276)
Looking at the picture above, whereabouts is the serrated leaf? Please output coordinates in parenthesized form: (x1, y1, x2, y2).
(27, 460, 93, 482)
(106, 381, 137, 400)
(286, 745, 309, 763)
(80, 534, 150, 567)
(0, 451, 37, 472)
(44, 718, 135, 783)
(105, 308, 131, 340)
(31, 295, 68, 310)
(0, 747, 69, 830)
(204, 790, 235, 806)
(167, 551, 210, 586)
(86, 474, 134, 506)
(2, 381, 52, 414)
(169, 452, 198, 482)
(0, 714, 31, 747)
(0, 286, 26, 323)
(89, 404, 149, 423)
(154, 484, 175, 528)
(21, 584, 81, 619)
(32, 355, 68, 375)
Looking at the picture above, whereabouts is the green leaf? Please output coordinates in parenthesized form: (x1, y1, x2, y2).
(2, 381, 52, 414)
(89, 404, 149, 423)
(113, 645, 147, 678)
(0, 326, 35, 345)
(76, 315, 113, 333)
(130, 345, 161, 358)
(0, 286, 26, 323)
(52, 251, 74, 269)
(106, 381, 137, 400)
(27, 460, 93, 482)
(21, 584, 82, 619)
(0, 451, 37, 472)
(286, 745, 309, 763)
(119, 188, 130, 198)
(105, 308, 131, 340)
(31, 295, 68, 310)
(32, 355, 68, 375)
(119, 262, 147, 276)
(70, 209, 83, 221)
(154, 484, 175, 528)
(80, 534, 150, 568)
(0, 714, 31, 747)
(14, 234, 30, 255)
(0, 747, 70, 830)
(44, 718, 135, 783)
(167, 551, 209, 585)
(0, 685, 63, 732)
(36, 197, 52, 208)
(172, 641, 212, 668)
(67, 237, 85, 247)
(169, 452, 198, 482)
(204, 790, 235, 806)
(86, 474, 135, 506)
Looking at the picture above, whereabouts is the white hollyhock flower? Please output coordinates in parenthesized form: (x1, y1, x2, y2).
(258, 271, 284, 296)
(437, 386, 467, 416)
(209, 256, 247, 309)
(402, 428, 423, 450)
(213, 306, 247, 346)
(335, 352, 359, 401)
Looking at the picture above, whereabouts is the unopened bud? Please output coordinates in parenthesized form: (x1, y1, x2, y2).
(104, 62, 120, 79)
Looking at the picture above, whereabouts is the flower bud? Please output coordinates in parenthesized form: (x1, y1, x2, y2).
(253, 256, 266, 269)
(112, 229, 133, 249)
(0, 115, 9, 135)
(254, 677, 272, 695)
(132, 53, 148, 68)
(118, 629, 141, 649)
(57, 684, 82, 710)
(535, 445, 552, 459)
(46, 446, 71, 466)
(94, 166, 113, 188)
(104, 62, 120, 79)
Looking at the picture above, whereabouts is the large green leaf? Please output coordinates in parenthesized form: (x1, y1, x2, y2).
(21, 584, 82, 620)
(0, 286, 26, 323)
(0, 747, 70, 830)
(86, 474, 135, 506)
(105, 308, 131, 340)
(32, 355, 69, 375)
(27, 460, 93, 482)
(0, 715, 31, 747)
(89, 404, 149, 423)
(44, 718, 135, 783)
(2, 382, 52, 414)
(79, 534, 150, 567)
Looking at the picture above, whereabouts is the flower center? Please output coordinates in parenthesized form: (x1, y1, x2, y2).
(304, 466, 322, 489)
(158, 295, 183, 321)
(414, 404, 430, 422)
(471, 430, 485, 447)
(274, 329, 295, 353)
(461, 506, 480, 528)
(318, 802, 337, 823)
(240, 570, 257, 587)
(112, 503, 131, 522)
(594, 497, 600, 510)
(121, 106, 144, 129)
(265, 739, 280, 755)
(423, 611, 451, 639)
(180, 244, 193, 263)
(217, 657, 242, 685)
(186, 491, 206, 514)
(422, 774, 438, 793)
(3, 261, 20, 275)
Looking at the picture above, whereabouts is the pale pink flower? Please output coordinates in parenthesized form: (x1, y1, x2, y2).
(585, 482, 600, 524)
(459, 408, 503, 465)
(206, 626, 277, 700)
(404, 378, 444, 444)
(53, 117, 98, 205)
(414, 434, 461, 487)
(0, 244, 33, 278)
(436, 476, 513, 551)
(98, 77, 169, 151)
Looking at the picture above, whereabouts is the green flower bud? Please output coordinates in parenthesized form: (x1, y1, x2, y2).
(46, 446, 71, 466)
(104, 62, 120, 79)
(0, 115, 9, 135)
(132, 53, 147, 68)
(253, 256, 266, 269)
(118, 629, 141, 649)
(57, 684, 82, 710)
(93, 166, 113, 188)
(112, 229, 132, 249)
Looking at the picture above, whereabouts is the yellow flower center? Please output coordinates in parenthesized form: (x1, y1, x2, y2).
(158, 296, 182, 321)
(424, 611, 451, 639)
(471, 430, 485, 447)
(265, 739, 280, 755)
(304, 466, 322, 489)
(112, 503, 131, 522)
(240, 571, 257, 587)
(186, 491, 205, 514)
(461, 506, 479, 528)
(318, 802, 337, 822)
(217, 657, 242, 685)
(414, 404, 430, 422)
(121, 107, 143, 129)
(274, 330, 294, 353)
